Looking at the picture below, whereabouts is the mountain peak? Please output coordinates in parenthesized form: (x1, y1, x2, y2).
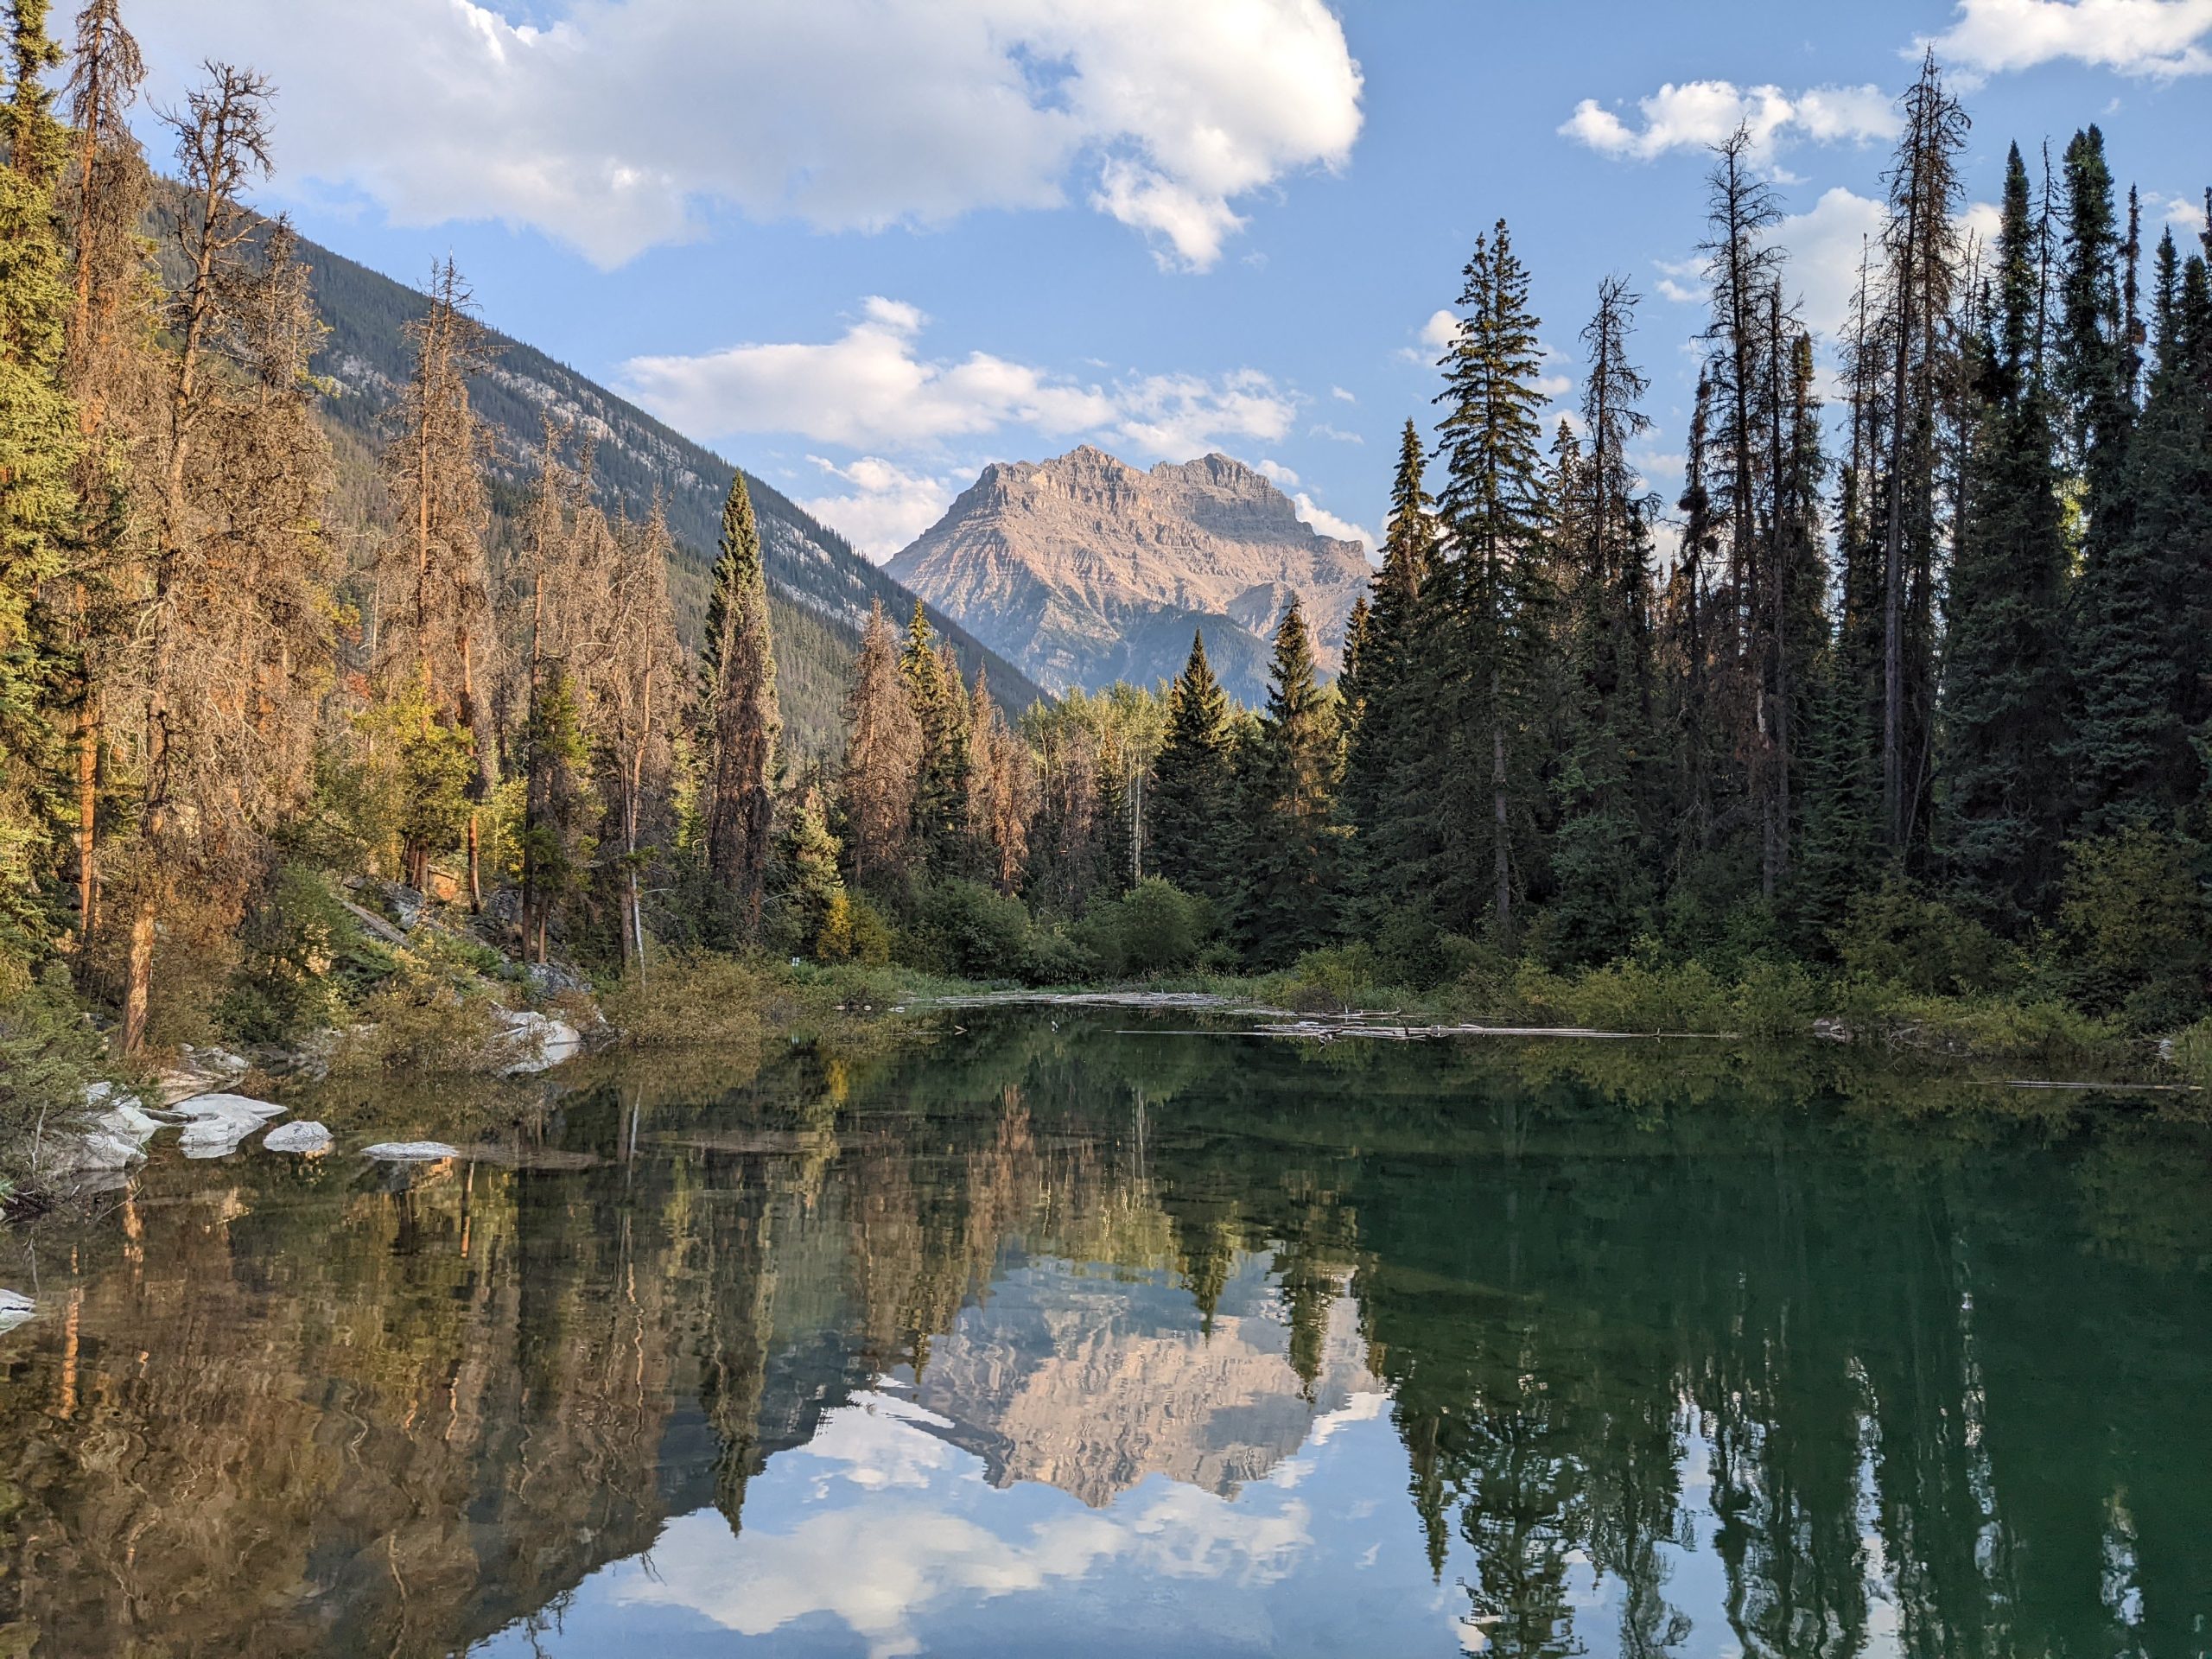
(887, 446, 1370, 703)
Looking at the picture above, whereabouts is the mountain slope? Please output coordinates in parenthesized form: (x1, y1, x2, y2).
(270, 227, 1049, 750)
(886, 447, 1372, 705)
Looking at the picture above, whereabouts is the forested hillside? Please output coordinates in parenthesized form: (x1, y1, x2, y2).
(265, 213, 1046, 753)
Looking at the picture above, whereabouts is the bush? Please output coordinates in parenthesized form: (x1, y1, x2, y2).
(217, 865, 371, 1045)
(1079, 880, 1211, 979)
(1263, 944, 1389, 1014)
(2168, 1018, 2212, 1092)
(1553, 954, 1734, 1033)
(332, 950, 507, 1074)
(0, 966, 119, 1168)
(1833, 880, 2021, 996)
(2055, 828, 2210, 1030)
(602, 950, 781, 1049)
(901, 880, 1035, 981)
(1731, 957, 1821, 1040)
(1834, 984, 2120, 1063)
(817, 889, 894, 967)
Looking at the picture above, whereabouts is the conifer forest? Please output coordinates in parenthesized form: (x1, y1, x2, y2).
(1, 5, 2210, 1136)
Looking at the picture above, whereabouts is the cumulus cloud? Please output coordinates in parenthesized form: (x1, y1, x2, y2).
(1395, 308, 1460, 365)
(123, 0, 1363, 269)
(1560, 80, 1897, 164)
(622, 298, 1299, 475)
(1294, 493, 1376, 551)
(1918, 0, 2212, 79)
(801, 457, 959, 559)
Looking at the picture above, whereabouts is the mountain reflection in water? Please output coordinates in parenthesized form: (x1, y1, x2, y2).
(2, 1011, 2209, 1657)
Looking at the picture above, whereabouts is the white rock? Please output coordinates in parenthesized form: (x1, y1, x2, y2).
(0, 1290, 35, 1333)
(263, 1121, 333, 1155)
(171, 1092, 286, 1159)
(362, 1141, 461, 1161)
(496, 1009, 582, 1075)
(41, 1093, 168, 1174)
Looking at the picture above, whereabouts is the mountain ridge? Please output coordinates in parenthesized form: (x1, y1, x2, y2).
(886, 445, 1373, 704)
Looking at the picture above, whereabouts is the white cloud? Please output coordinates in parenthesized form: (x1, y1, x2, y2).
(1777, 188, 1890, 340)
(126, 0, 1363, 270)
(2152, 189, 2209, 233)
(1307, 423, 1363, 444)
(1395, 308, 1459, 365)
(1293, 493, 1376, 550)
(801, 457, 959, 559)
(1560, 80, 1897, 164)
(1255, 459, 1301, 488)
(1330, 385, 1358, 404)
(1919, 0, 2212, 79)
(623, 299, 1298, 466)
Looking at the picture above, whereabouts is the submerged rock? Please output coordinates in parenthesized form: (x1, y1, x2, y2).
(362, 1141, 461, 1161)
(263, 1121, 333, 1155)
(38, 1088, 168, 1177)
(0, 1290, 34, 1333)
(172, 1093, 286, 1159)
(496, 1009, 582, 1075)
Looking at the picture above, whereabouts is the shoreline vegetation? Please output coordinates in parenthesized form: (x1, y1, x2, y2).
(3, 12, 2209, 1197)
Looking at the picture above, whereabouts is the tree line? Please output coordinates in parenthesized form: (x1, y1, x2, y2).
(1, 11, 2206, 1050)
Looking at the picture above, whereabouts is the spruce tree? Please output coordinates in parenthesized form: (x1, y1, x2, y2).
(0, 0, 79, 960)
(1942, 143, 2069, 924)
(1231, 598, 1337, 966)
(702, 468, 781, 931)
(1151, 629, 1234, 900)
(900, 603, 971, 875)
(840, 600, 920, 893)
(1429, 219, 1549, 943)
(1340, 420, 1437, 925)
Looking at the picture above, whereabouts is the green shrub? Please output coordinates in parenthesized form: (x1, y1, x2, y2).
(901, 880, 1034, 980)
(1263, 944, 1389, 1014)
(218, 865, 369, 1045)
(817, 889, 895, 967)
(1833, 880, 2021, 995)
(1079, 880, 1211, 979)
(2168, 1018, 2212, 1092)
(603, 950, 779, 1049)
(0, 966, 121, 1168)
(1731, 957, 1821, 1039)
(1554, 955, 1734, 1033)
(332, 951, 507, 1074)
(2055, 828, 2210, 1030)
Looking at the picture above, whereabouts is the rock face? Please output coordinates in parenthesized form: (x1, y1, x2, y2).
(886, 447, 1372, 703)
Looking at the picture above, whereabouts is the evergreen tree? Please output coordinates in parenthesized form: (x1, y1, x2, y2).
(1942, 143, 2070, 924)
(1341, 421, 1438, 924)
(702, 468, 781, 931)
(2074, 230, 2212, 828)
(766, 783, 846, 959)
(1231, 598, 1337, 965)
(840, 600, 919, 893)
(1151, 629, 1235, 901)
(0, 0, 79, 962)
(1429, 219, 1550, 943)
(901, 604, 972, 875)
(1548, 276, 1660, 963)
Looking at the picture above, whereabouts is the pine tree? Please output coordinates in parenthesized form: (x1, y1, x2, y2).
(702, 468, 780, 931)
(1151, 629, 1235, 900)
(1340, 421, 1437, 924)
(2074, 231, 2212, 827)
(766, 782, 846, 959)
(1429, 219, 1550, 943)
(901, 603, 971, 875)
(840, 600, 920, 893)
(1231, 598, 1337, 965)
(1874, 52, 1967, 856)
(1942, 143, 2069, 924)
(1548, 276, 1660, 963)
(0, 0, 79, 962)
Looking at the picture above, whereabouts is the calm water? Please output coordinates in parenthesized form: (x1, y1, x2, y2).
(3, 1011, 2211, 1658)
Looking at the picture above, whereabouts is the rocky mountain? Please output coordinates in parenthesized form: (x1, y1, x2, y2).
(885, 446, 1375, 704)
(162, 207, 1050, 753)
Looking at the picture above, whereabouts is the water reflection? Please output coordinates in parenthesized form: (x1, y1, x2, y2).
(1, 1014, 2209, 1657)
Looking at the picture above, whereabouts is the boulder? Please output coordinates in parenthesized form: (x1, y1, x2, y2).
(157, 1044, 251, 1106)
(496, 1008, 582, 1075)
(0, 1290, 35, 1333)
(39, 1088, 168, 1176)
(362, 1141, 461, 1161)
(172, 1093, 286, 1159)
(263, 1121, 333, 1155)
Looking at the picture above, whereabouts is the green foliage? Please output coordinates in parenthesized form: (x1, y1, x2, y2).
(603, 950, 781, 1049)
(766, 788, 848, 959)
(1832, 880, 2022, 996)
(2055, 828, 2210, 1028)
(1151, 634, 1235, 901)
(2169, 1018, 2212, 1091)
(1078, 879, 1213, 979)
(0, 963, 114, 1160)
(817, 887, 894, 967)
(1231, 600, 1339, 967)
(331, 944, 507, 1074)
(216, 865, 375, 1045)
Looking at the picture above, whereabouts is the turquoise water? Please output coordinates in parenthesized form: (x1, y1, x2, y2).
(3, 1011, 2209, 1656)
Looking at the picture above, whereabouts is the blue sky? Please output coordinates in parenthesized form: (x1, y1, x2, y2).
(115, 0, 2212, 560)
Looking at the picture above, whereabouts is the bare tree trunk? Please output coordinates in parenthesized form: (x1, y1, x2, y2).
(1491, 672, 1510, 944)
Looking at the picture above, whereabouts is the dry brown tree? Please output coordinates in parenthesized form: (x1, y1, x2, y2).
(839, 599, 918, 892)
(114, 64, 335, 1051)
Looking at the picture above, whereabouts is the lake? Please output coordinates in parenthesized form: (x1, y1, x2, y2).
(3, 1008, 2209, 1657)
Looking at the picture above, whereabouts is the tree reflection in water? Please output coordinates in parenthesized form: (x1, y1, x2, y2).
(1, 1012, 2208, 1656)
